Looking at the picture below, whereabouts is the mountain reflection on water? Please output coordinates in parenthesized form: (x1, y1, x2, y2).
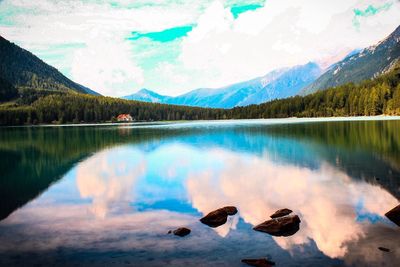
(0, 118, 400, 267)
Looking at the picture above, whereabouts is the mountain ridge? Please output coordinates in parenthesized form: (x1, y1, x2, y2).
(123, 62, 322, 108)
(301, 25, 400, 95)
(123, 88, 169, 103)
(0, 35, 100, 95)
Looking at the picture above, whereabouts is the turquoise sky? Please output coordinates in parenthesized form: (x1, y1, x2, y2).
(0, 0, 397, 96)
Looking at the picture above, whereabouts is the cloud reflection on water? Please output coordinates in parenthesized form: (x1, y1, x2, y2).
(1, 143, 399, 266)
(71, 144, 400, 258)
(186, 149, 399, 258)
(76, 147, 146, 218)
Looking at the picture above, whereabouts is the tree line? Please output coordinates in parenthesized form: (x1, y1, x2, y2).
(0, 92, 227, 125)
(0, 64, 400, 126)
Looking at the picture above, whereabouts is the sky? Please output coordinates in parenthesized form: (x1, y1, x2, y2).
(0, 0, 399, 97)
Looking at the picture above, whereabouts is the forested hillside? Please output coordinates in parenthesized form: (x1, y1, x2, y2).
(0, 36, 98, 95)
(1, 63, 399, 125)
(0, 76, 18, 102)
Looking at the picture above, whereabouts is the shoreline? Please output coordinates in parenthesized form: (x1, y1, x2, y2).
(2, 115, 400, 128)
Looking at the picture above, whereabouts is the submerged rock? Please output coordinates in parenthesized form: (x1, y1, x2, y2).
(170, 227, 191, 237)
(241, 258, 275, 267)
(378, 247, 390, 252)
(253, 215, 301, 237)
(270, 208, 293, 219)
(385, 204, 400, 226)
(200, 206, 237, 228)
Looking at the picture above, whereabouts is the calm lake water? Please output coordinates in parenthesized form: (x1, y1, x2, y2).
(1, 118, 400, 267)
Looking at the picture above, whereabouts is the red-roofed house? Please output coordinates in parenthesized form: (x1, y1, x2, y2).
(116, 114, 133, 122)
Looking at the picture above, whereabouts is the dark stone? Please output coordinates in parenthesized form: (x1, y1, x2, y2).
(200, 209, 228, 228)
(270, 208, 293, 218)
(200, 206, 238, 227)
(385, 204, 400, 226)
(241, 258, 275, 267)
(253, 215, 301, 237)
(172, 227, 191, 237)
(378, 247, 390, 252)
(223, 206, 238, 215)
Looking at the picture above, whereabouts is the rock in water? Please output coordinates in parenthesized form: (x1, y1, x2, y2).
(270, 208, 293, 218)
(385, 204, 400, 226)
(253, 215, 301, 236)
(378, 247, 390, 252)
(200, 206, 238, 227)
(241, 258, 275, 267)
(200, 209, 228, 227)
(172, 227, 191, 237)
(223, 206, 238, 215)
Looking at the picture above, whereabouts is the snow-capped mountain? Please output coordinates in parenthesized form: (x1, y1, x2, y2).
(123, 88, 169, 103)
(123, 62, 322, 108)
(301, 25, 400, 95)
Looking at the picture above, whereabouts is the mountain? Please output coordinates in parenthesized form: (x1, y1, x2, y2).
(0, 35, 99, 95)
(165, 79, 264, 108)
(123, 88, 169, 103)
(173, 62, 322, 108)
(301, 25, 400, 95)
(238, 62, 321, 106)
(123, 62, 322, 108)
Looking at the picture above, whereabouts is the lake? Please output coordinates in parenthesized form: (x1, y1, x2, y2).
(1, 118, 400, 267)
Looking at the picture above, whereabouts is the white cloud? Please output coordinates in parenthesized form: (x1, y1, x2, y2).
(0, 0, 399, 95)
(76, 147, 146, 218)
(0, 0, 201, 95)
(71, 31, 145, 96)
(155, 62, 189, 85)
(179, 0, 400, 89)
